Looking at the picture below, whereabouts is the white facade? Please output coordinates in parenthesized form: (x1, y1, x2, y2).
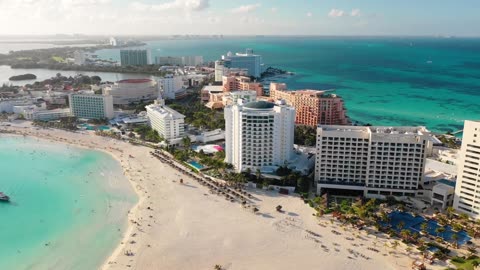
(453, 120, 480, 218)
(26, 108, 72, 121)
(315, 126, 432, 199)
(146, 99, 185, 141)
(158, 75, 187, 100)
(223, 91, 257, 105)
(74, 51, 86, 65)
(224, 100, 295, 173)
(69, 94, 114, 119)
(109, 37, 118, 46)
(214, 60, 226, 82)
(104, 79, 158, 105)
(221, 49, 263, 78)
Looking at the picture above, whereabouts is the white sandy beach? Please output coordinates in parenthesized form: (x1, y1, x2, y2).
(0, 121, 446, 270)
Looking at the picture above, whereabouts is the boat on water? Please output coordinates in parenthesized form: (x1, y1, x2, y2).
(0, 192, 10, 202)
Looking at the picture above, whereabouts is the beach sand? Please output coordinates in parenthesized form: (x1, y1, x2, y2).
(0, 121, 447, 270)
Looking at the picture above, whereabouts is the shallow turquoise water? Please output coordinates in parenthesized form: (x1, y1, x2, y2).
(0, 136, 137, 270)
(96, 37, 480, 133)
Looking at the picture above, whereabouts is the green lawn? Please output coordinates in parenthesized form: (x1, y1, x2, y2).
(51, 56, 65, 63)
(451, 256, 480, 270)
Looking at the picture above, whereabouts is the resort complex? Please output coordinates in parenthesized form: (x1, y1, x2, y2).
(2, 42, 480, 270)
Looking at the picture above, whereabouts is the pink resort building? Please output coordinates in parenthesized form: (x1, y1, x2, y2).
(270, 83, 349, 127)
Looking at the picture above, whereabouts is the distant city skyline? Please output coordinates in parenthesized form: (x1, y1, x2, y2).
(0, 0, 479, 37)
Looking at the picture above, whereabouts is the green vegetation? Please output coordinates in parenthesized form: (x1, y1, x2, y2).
(33, 117, 78, 130)
(133, 125, 164, 143)
(438, 135, 460, 149)
(451, 256, 480, 270)
(51, 56, 66, 63)
(294, 125, 316, 146)
(169, 102, 225, 130)
(0, 83, 19, 94)
(8, 73, 36, 81)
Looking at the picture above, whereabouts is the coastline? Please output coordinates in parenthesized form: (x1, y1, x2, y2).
(0, 122, 446, 270)
(0, 124, 144, 270)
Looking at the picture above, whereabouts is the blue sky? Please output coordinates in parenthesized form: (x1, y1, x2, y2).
(0, 0, 478, 36)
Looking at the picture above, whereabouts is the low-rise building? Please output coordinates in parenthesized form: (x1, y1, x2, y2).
(69, 93, 114, 119)
(26, 108, 72, 121)
(158, 75, 188, 100)
(222, 75, 263, 96)
(431, 179, 455, 210)
(104, 79, 158, 105)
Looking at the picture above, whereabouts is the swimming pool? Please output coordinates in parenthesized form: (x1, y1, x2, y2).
(79, 124, 110, 131)
(386, 211, 471, 245)
(187, 160, 204, 170)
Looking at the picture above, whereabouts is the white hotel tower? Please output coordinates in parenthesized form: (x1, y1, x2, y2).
(224, 100, 295, 173)
(315, 126, 432, 199)
(454, 120, 480, 218)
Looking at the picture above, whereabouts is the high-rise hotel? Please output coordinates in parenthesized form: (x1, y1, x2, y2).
(453, 120, 480, 218)
(224, 100, 295, 173)
(315, 126, 432, 198)
(69, 93, 114, 120)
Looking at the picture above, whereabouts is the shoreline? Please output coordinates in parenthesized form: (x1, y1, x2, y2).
(0, 125, 145, 270)
(0, 122, 446, 270)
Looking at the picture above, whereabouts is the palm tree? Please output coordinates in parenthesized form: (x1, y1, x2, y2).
(397, 221, 406, 231)
(451, 233, 459, 249)
(446, 206, 455, 218)
(400, 229, 411, 242)
(435, 226, 446, 238)
(181, 136, 192, 150)
(255, 168, 262, 181)
(420, 222, 428, 234)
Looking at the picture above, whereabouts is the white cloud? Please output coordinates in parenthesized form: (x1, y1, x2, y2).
(271, 7, 278, 13)
(351, 9, 361, 17)
(231, 3, 261, 13)
(328, 9, 345, 18)
(130, 0, 209, 12)
(306, 12, 312, 17)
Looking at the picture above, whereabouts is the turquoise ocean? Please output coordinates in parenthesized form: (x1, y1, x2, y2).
(0, 136, 137, 270)
(95, 36, 480, 133)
